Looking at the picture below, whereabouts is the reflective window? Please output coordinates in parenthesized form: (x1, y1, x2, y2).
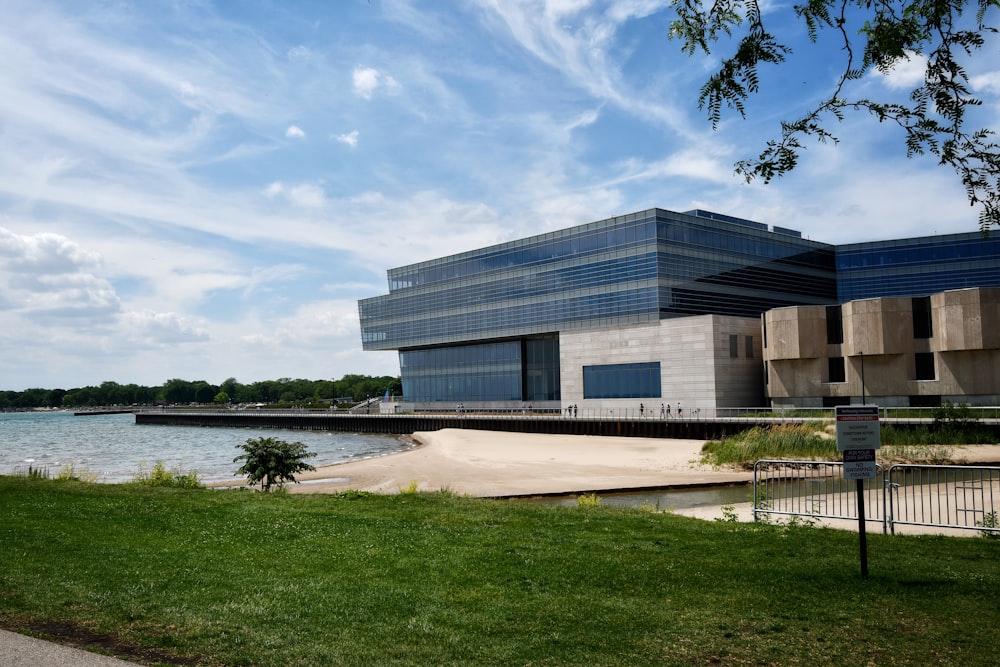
(524, 336, 561, 401)
(400, 341, 521, 402)
(583, 362, 661, 399)
(837, 232, 1000, 301)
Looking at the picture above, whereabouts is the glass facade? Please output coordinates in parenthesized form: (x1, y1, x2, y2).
(655, 216, 836, 318)
(583, 362, 662, 399)
(837, 232, 1000, 301)
(397, 335, 560, 403)
(361, 213, 663, 350)
(360, 209, 838, 353)
(400, 341, 521, 403)
(523, 335, 560, 402)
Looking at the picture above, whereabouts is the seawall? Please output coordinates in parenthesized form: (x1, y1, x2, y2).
(134, 410, 767, 439)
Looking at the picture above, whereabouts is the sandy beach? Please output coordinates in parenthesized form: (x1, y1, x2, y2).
(286, 429, 1000, 534)
(292, 428, 753, 497)
(293, 427, 1000, 496)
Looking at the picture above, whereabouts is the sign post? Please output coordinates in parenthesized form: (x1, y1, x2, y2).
(835, 405, 881, 579)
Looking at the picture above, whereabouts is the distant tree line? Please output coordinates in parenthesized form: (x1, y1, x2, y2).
(0, 374, 402, 410)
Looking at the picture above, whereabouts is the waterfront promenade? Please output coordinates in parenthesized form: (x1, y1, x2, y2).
(135, 407, 1000, 440)
(137, 408, 799, 439)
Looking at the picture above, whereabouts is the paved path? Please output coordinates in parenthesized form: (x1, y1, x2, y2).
(0, 629, 144, 667)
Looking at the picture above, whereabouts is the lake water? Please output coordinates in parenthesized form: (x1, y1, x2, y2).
(0, 411, 411, 484)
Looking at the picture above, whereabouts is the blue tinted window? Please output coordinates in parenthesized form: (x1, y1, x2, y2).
(836, 232, 1000, 301)
(583, 362, 661, 399)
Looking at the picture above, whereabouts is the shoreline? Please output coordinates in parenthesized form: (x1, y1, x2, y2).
(286, 430, 1000, 498)
(289, 429, 751, 497)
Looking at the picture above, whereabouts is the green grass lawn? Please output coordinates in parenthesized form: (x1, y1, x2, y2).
(2, 477, 999, 666)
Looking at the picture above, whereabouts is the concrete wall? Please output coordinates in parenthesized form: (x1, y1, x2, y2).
(559, 314, 764, 413)
(764, 305, 827, 360)
(711, 315, 765, 407)
(842, 296, 914, 356)
(933, 287, 1000, 352)
(763, 288, 1000, 407)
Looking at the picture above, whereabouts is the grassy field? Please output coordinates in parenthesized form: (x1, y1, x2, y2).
(2, 477, 999, 666)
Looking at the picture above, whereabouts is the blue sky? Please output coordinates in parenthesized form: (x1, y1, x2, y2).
(1, 0, 997, 391)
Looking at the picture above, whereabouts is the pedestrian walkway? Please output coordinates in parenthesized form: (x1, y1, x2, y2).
(0, 629, 143, 667)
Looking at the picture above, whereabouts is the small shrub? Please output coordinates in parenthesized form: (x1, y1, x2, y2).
(932, 400, 976, 429)
(55, 463, 97, 483)
(234, 437, 317, 492)
(716, 503, 739, 523)
(977, 511, 1000, 539)
(132, 461, 202, 488)
(577, 493, 602, 508)
(333, 489, 375, 500)
(400, 480, 419, 494)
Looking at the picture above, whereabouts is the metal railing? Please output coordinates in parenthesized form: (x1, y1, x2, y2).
(752, 460, 888, 531)
(132, 404, 1000, 423)
(887, 464, 1000, 535)
(753, 460, 1000, 535)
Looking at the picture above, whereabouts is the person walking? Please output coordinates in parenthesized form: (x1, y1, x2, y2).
(659, 403, 666, 419)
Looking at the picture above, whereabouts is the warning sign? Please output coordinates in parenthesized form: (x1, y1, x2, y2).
(843, 448, 877, 480)
(835, 405, 881, 451)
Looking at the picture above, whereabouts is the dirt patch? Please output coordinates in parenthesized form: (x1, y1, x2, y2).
(13, 619, 199, 666)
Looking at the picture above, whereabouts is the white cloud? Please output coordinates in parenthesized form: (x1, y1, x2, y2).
(606, 0, 669, 21)
(0, 227, 102, 274)
(241, 299, 359, 345)
(335, 130, 359, 147)
(241, 263, 309, 298)
(873, 51, 927, 89)
(474, 0, 689, 133)
(604, 147, 734, 187)
(288, 183, 326, 208)
(352, 65, 399, 100)
(261, 181, 326, 208)
(285, 125, 306, 138)
(353, 66, 381, 99)
(0, 227, 120, 323)
(287, 45, 311, 62)
(971, 70, 1000, 95)
(123, 309, 210, 345)
(263, 181, 285, 198)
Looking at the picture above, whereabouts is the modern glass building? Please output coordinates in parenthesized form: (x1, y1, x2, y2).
(360, 208, 1000, 409)
(359, 208, 837, 406)
(837, 231, 1000, 301)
